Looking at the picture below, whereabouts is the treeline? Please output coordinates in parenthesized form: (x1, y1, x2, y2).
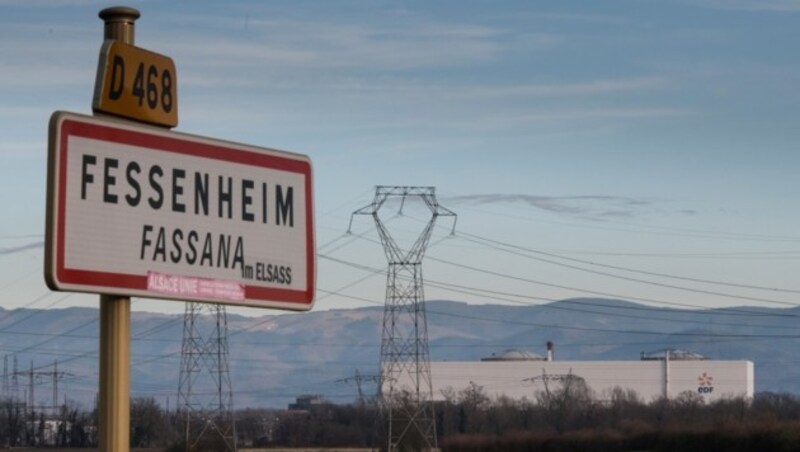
(240, 385, 800, 451)
(0, 396, 166, 448)
(3, 388, 800, 450)
(436, 383, 800, 451)
(0, 397, 94, 447)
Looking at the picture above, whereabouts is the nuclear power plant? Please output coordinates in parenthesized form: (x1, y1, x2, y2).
(402, 343, 754, 403)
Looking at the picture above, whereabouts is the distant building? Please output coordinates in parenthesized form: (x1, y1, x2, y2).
(288, 394, 328, 411)
(25, 419, 70, 446)
(390, 345, 754, 403)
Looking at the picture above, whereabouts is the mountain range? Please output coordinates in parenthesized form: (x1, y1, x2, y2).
(0, 298, 796, 409)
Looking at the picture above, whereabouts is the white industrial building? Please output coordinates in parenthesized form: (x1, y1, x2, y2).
(394, 347, 754, 404)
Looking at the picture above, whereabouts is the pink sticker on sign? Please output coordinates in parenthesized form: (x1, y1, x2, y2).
(147, 271, 245, 302)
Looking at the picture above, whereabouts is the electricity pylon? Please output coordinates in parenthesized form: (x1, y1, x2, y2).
(177, 302, 237, 451)
(350, 186, 456, 451)
(336, 369, 381, 405)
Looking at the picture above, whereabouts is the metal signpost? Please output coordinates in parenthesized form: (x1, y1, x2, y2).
(44, 7, 315, 451)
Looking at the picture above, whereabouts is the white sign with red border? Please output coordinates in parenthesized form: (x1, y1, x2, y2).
(45, 111, 315, 310)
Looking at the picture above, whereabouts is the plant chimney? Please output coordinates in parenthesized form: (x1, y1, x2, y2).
(546, 341, 554, 361)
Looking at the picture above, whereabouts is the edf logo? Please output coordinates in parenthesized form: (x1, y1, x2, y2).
(697, 372, 714, 394)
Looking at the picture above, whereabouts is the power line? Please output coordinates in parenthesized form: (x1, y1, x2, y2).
(523, 248, 800, 260)
(459, 231, 800, 294)
(441, 195, 800, 243)
(336, 226, 800, 316)
(422, 253, 798, 317)
(456, 233, 800, 307)
(319, 253, 800, 330)
(313, 285, 800, 340)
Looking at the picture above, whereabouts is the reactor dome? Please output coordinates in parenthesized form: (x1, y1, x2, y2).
(640, 348, 708, 361)
(481, 349, 545, 362)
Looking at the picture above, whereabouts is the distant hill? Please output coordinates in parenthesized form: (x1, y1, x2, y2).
(0, 298, 797, 409)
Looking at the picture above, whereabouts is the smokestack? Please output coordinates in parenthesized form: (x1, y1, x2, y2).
(546, 341, 554, 362)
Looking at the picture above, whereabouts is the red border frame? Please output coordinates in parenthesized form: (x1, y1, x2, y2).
(52, 114, 314, 308)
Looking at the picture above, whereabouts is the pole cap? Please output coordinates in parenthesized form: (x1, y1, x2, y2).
(98, 6, 140, 24)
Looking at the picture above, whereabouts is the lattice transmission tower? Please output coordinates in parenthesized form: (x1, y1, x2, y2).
(350, 186, 456, 451)
(336, 369, 381, 405)
(177, 302, 237, 451)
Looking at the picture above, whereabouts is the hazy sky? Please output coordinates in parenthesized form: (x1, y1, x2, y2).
(1, 0, 798, 316)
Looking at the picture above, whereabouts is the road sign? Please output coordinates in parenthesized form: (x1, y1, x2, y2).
(45, 111, 315, 310)
(93, 40, 178, 128)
